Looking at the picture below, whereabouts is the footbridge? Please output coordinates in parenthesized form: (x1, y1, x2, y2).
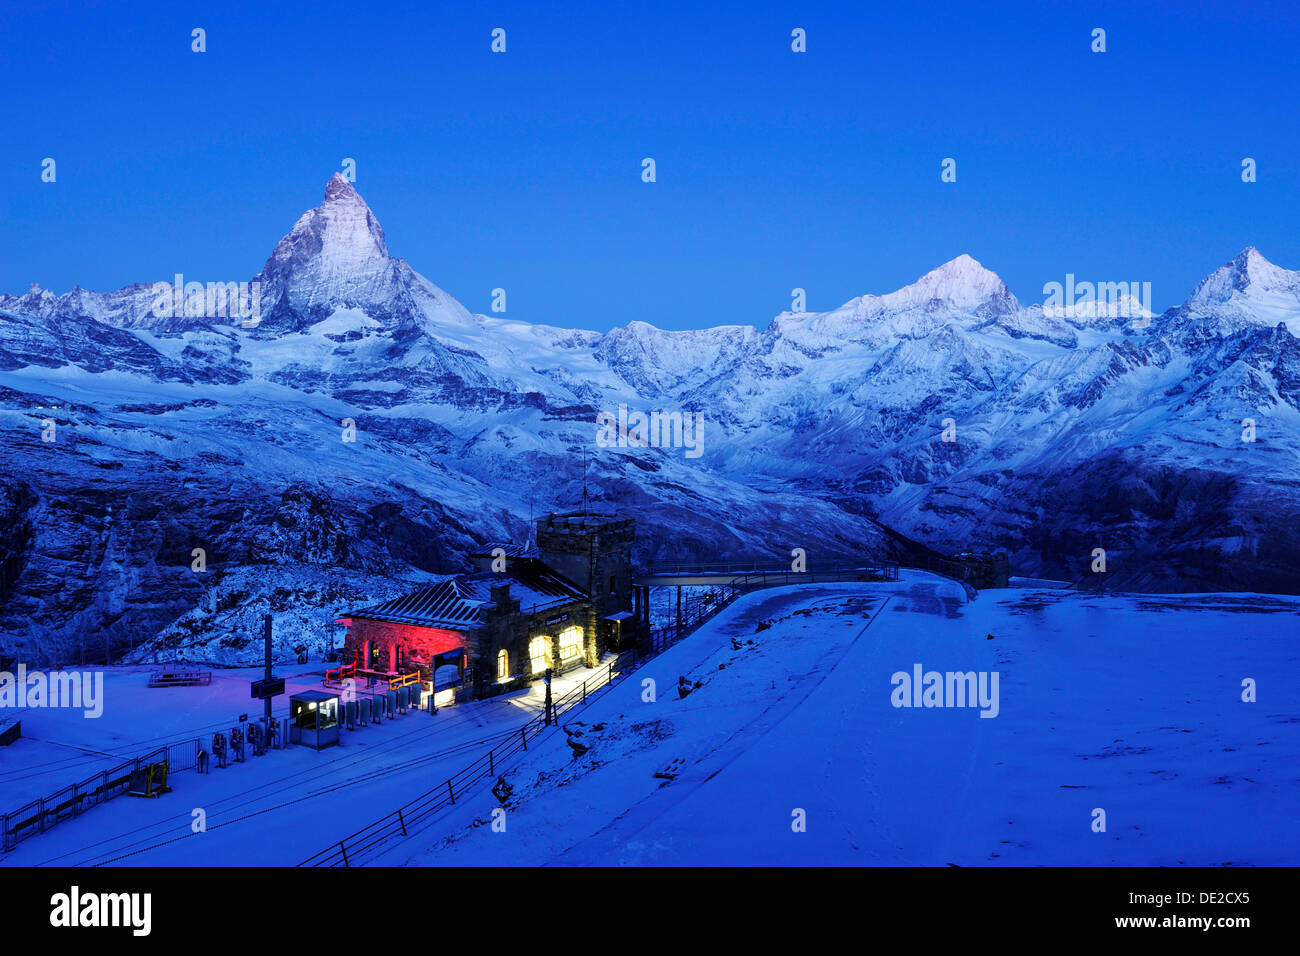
(629, 559, 901, 653)
(628, 553, 991, 654)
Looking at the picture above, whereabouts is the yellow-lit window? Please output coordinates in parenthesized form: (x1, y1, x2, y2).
(529, 636, 550, 675)
(496, 649, 509, 682)
(558, 626, 583, 662)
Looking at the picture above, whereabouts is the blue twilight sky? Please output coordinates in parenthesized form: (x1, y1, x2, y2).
(1, 0, 1297, 331)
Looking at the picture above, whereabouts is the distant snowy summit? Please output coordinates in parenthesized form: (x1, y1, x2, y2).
(5, 175, 1299, 361)
(3, 177, 1300, 659)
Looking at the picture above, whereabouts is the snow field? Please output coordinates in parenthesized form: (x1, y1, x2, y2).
(384, 573, 1299, 865)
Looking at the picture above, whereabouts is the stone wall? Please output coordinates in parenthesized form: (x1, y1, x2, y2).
(535, 512, 636, 660)
(470, 587, 593, 698)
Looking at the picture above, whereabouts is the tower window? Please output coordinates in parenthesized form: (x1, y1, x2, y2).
(609, 574, 617, 595)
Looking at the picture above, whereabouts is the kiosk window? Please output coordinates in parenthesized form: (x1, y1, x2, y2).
(318, 700, 338, 730)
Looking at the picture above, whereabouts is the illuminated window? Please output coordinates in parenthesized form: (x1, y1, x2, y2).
(496, 649, 509, 682)
(558, 626, 583, 662)
(318, 700, 338, 730)
(529, 636, 550, 675)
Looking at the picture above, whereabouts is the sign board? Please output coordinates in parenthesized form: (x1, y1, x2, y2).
(250, 677, 285, 700)
(544, 612, 569, 626)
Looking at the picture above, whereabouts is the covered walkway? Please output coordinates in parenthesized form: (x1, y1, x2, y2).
(629, 562, 900, 651)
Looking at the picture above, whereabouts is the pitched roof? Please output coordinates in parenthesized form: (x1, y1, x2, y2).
(351, 578, 485, 630)
(349, 563, 587, 630)
(468, 541, 539, 559)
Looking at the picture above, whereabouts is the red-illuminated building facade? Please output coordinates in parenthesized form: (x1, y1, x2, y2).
(339, 511, 636, 699)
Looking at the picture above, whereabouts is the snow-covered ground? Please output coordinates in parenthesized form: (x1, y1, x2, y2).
(3, 569, 1297, 866)
(381, 573, 1300, 866)
(0, 662, 602, 866)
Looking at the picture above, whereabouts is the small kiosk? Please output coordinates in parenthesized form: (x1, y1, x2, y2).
(289, 689, 341, 749)
(602, 610, 636, 651)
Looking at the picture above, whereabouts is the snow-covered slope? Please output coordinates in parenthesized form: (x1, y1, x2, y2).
(381, 577, 1300, 866)
(3, 177, 1299, 663)
(8, 575, 1293, 866)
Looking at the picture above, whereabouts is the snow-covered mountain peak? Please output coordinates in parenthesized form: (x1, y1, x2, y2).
(771, 254, 1021, 352)
(900, 253, 1009, 303)
(841, 254, 1020, 320)
(324, 172, 363, 203)
(919, 253, 1003, 296)
(15, 283, 56, 312)
(1187, 247, 1300, 308)
(267, 176, 390, 272)
(1179, 247, 1300, 334)
(251, 178, 415, 329)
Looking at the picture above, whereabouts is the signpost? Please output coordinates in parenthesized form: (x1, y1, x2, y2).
(250, 677, 285, 699)
(249, 616, 282, 743)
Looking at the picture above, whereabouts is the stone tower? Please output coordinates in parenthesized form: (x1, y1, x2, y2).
(535, 511, 635, 660)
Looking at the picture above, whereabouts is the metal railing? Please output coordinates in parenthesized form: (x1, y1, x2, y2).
(300, 558, 917, 866)
(642, 555, 896, 575)
(641, 564, 900, 653)
(298, 652, 637, 867)
(323, 663, 356, 686)
(1, 739, 198, 853)
(164, 738, 201, 774)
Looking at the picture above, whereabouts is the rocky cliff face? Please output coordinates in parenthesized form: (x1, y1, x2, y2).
(3, 178, 1298, 665)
